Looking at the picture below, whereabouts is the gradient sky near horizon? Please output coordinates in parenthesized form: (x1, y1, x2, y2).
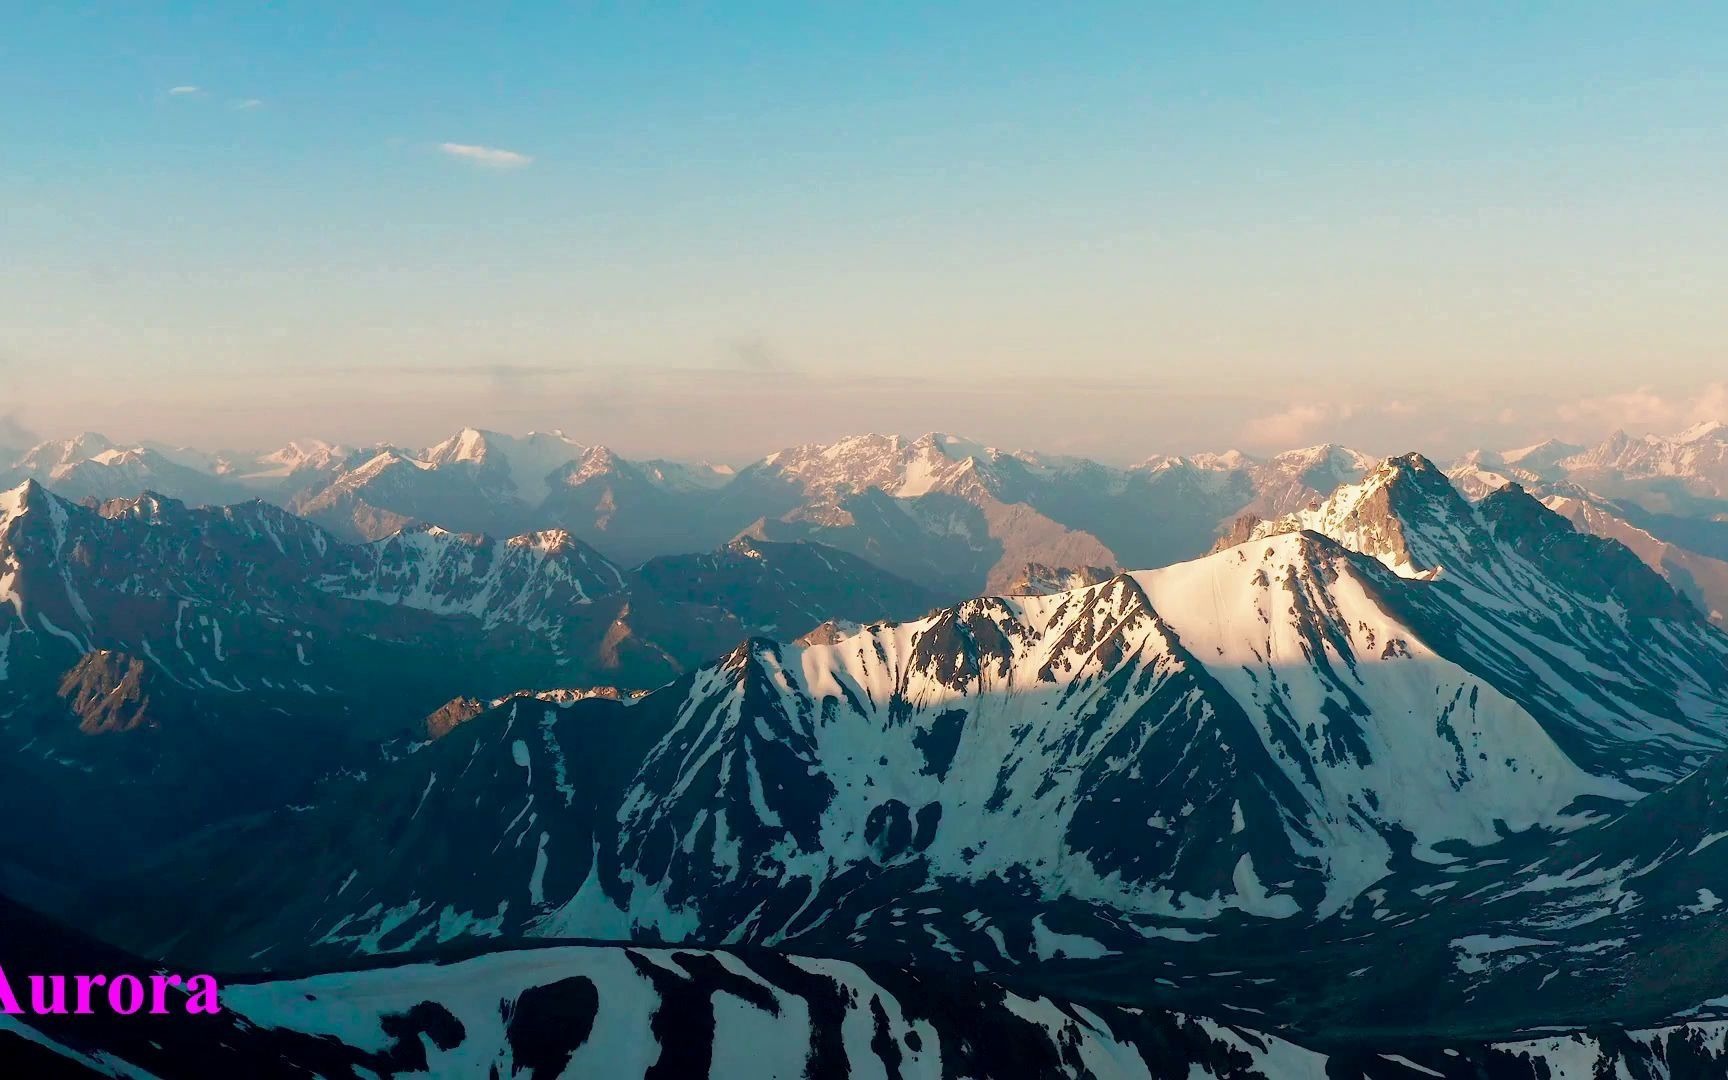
(4, 3, 1727, 463)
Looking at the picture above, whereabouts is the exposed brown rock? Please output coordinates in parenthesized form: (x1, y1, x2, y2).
(424, 696, 485, 740)
(56, 650, 159, 735)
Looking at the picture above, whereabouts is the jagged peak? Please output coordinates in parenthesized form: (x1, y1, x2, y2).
(0, 478, 61, 530)
(242, 439, 355, 479)
(3, 475, 48, 503)
(760, 432, 891, 468)
(718, 634, 784, 676)
(1584, 429, 1635, 457)
(1246, 452, 1468, 577)
(504, 529, 620, 579)
(425, 425, 497, 459)
(15, 432, 117, 471)
(93, 490, 190, 521)
(507, 527, 577, 552)
(1381, 449, 1443, 472)
(1280, 451, 1452, 513)
(1477, 481, 1568, 533)
(726, 534, 769, 557)
(378, 521, 492, 548)
(345, 447, 433, 482)
(430, 423, 497, 449)
(1210, 512, 1264, 553)
(557, 444, 634, 485)
(270, 436, 343, 456)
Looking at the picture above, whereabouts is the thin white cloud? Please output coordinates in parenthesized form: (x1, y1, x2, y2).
(1235, 398, 1462, 453)
(438, 142, 534, 169)
(168, 85, 201, 96)
(1240, 402, 1352, 447)
(1556, 382, 1728, 434)
(232, 98, 263, 110)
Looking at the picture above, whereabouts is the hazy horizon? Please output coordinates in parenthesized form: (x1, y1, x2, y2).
(6, 5, 1728, 461)
(4, 392, 1726, 471)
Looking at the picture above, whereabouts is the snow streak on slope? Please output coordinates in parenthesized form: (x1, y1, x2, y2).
(17, 927, 1728, 1079)
(322, 523, 624, 627)
(1254, 454, 1728, 784)
(135, 511, 1679, 972)
(544, 532, 1618, 944)
(222, 942, 1336, 1080)
(1136, 536, 1625, 902)
(1540, 487, 1728, 626)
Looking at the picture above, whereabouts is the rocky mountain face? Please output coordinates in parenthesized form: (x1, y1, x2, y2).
(1538, 484, 1728, 626)
(1449, 451, 1728, 627)
(0, 480, 619, 700)
(1252, 455, 1728, 784)
(0, 481, 934, 901)
(322, 523, 624, 628)
(0, 481, 611, 892)
(1268, 748, 1728, 1041)
(1005, 562, 1117, 595)
(628, 535, 939, 637)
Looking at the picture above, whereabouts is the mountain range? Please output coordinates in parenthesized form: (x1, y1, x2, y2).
(8, 422, 1728, 1076)
(10, 422, 1728, 612)
(0, 480, 935, 905)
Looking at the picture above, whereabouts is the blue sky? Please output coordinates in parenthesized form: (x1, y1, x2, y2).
(4, 4, 1727, 460)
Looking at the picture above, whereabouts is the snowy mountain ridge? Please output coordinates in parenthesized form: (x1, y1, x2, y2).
(102, 470, 1728, 990)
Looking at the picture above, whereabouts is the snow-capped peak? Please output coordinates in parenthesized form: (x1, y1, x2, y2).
(88, 447, 144, 467)
(1251, 452, 1469, 577)
(1189, 449, 1255, 471)
(561, 445, 627, 486)
(1675, 419, 1728, 443)
(419, 428, 590, 504)
(0, 477, 47, 525)
(246, 438, 354, 479)
(14, 432, 119, 474)
(1267, 443, 1378, 476)
(425, 426, 496, 465)
(1501, 437, 1584, 472)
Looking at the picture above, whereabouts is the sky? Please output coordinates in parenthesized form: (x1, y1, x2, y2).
(3, 3, 1727, 463)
